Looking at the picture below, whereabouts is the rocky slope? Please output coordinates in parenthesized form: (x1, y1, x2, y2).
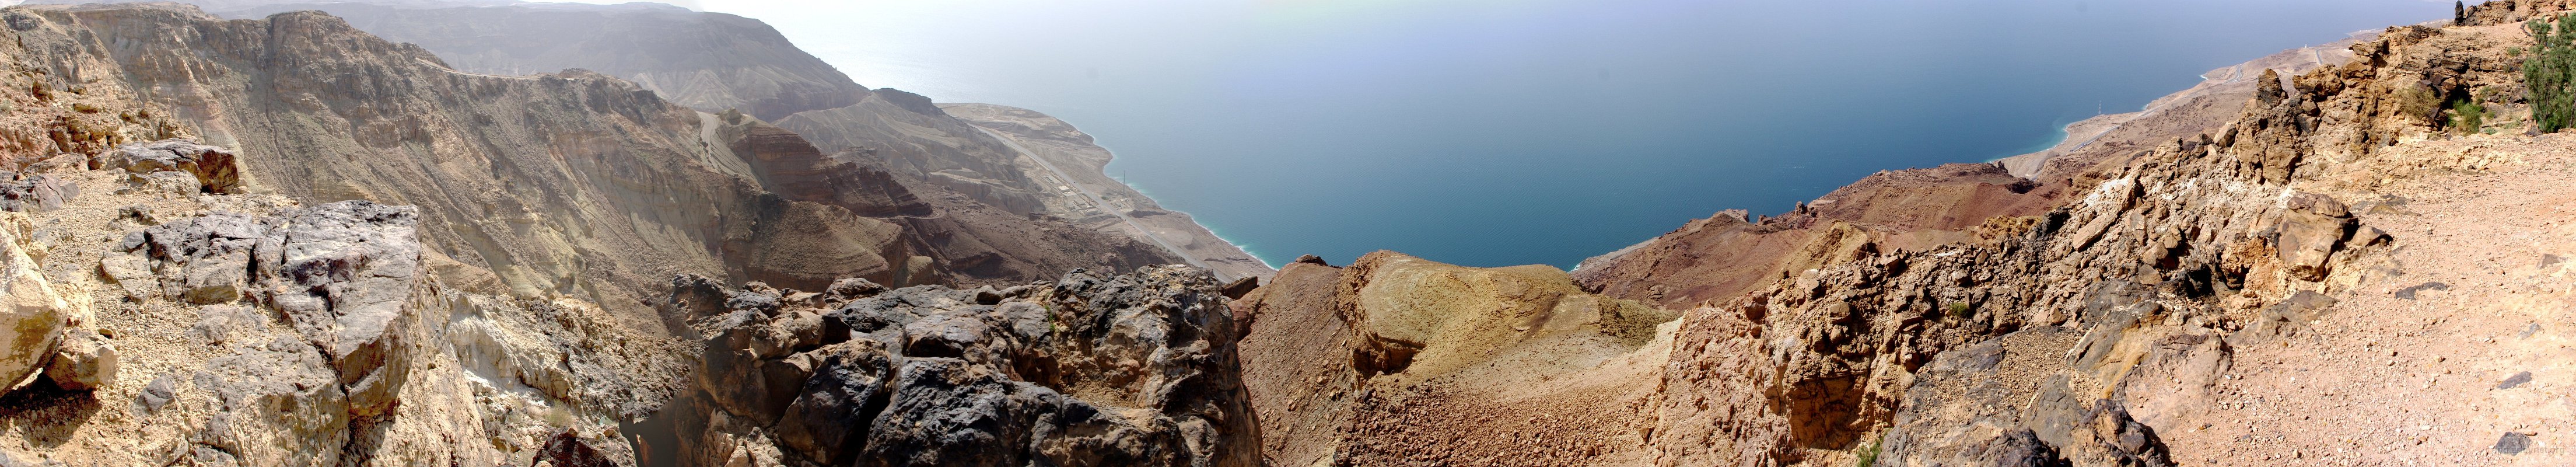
(89, 0, 1278, 283)
(0, 138, 690, 465)
(1231, 252, 1676, 466)
(0, 1, 2557, 466)
(8, 4, 1180, 323)
(655, 266, 1258, 466)
(47, 0, 866, 121)
(0, 5, 1230, 464)
(1224, 4, 2576, 466)
(0, 134, 1248, 465)
(1572, 39, 2366, 311)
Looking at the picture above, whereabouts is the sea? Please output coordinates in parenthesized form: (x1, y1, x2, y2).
(681, 0, 2460, 269)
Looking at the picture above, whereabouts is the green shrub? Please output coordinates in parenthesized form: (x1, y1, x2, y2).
(2526, 14, 2576, 132)
(1943, 301, 1973, 320)
(2449, 90, 2488, 134)
(1855, 435, 1884, 467)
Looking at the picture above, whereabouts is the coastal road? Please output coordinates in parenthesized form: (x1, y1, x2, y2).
(969, 125, 1208, 270)
(2050, 62, 2261, 160)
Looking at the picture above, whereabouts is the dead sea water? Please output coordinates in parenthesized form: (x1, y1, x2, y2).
(710, 0, 2458, 268)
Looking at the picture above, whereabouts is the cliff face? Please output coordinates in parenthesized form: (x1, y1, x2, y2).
(0, 5, 1234, 465)
(0, 137, 692, 464)
(90, 0, 1278, 283)
(10, 4, 1179, 325)
(204, 1, 866, 121)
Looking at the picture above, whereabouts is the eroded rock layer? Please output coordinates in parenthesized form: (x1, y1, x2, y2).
(662, 266, 1258, 466)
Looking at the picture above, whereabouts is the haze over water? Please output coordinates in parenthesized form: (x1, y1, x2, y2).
(664, 0, 2455, 269)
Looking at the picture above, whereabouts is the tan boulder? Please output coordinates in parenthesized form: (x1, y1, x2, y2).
(0, 213, 64, 391)
(43, 328, 115, 391)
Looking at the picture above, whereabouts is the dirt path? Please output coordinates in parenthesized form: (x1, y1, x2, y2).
(2159, 135, 2576, 466)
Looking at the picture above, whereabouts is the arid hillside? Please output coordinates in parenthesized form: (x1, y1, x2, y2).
(1227, 2, 2576, 466)
(0, 1, 2569, 466)
(104, 0, 1281, 283)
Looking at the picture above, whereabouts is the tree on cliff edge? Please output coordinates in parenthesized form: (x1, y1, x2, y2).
(2529, 14, 2576, 133)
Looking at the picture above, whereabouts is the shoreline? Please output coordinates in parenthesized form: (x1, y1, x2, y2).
(1989, 37, 2366, 177)
(939, 102, 1282, 280)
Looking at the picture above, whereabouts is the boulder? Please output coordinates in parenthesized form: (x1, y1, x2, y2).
(96, 140, 244, 194)
(190, 336, 352, 466)
(251, 201, 426, 416)
(825, 277, 887, 301)
(769, 340, 897, 464)
(672, 266, 1259, 466)
(1219, 276, 1258, 299)
(101, 201, 428, 415)
(2275, 192, 2354, 281)
(535, 430, 636, 467)
(0, 214, 64, 392)
(110, 212, 264, 304)
(43, 328, 115, 391)
(0, 175, 76, 212)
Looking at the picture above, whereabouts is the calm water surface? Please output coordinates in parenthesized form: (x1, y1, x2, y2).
(695, 0, 2456, 269)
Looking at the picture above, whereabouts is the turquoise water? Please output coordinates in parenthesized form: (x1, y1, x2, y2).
(693, 0, 2456, 269)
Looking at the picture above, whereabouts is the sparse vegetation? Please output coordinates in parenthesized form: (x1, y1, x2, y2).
(1944, 301, 1973, 320)
(2526, 14, 2576, 132)
(1854, 435, 1884, 467)
(2395, 85, 2445, 124)
(2448, 89, 2488, 134)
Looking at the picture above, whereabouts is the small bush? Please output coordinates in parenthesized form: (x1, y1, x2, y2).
(2449, 90, 2488, 134)
(1854, 435, 1884, 467)
(2526, 14, 2576, 132)
(1943, 301, 1973, 320)
(2394, 85, 2445, 124)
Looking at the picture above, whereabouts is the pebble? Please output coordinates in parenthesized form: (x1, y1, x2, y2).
(2496, 432, 2531, 455)
(2496, 371, 2533, 390)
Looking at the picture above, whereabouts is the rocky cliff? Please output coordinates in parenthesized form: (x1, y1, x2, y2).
(85, 0, 871, 121)
(0, 4, 1227, 465)
(6, 4, 1181, 322)
(0, 137, 690, 464)
(81, 0, 1278, 283)
(0, 2, 2557, 466)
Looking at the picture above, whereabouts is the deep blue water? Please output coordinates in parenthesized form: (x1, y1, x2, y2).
(696, 0, 2458, 269)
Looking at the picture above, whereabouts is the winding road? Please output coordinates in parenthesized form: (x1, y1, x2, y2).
(969, 126, 1207, 270)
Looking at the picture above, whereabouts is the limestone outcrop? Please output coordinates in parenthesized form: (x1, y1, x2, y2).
(1232, 252, 1676, 466)
(663, 266, 1259, 466)
(0, 137, 698, 465)
(1644, 18, 2527, 466)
